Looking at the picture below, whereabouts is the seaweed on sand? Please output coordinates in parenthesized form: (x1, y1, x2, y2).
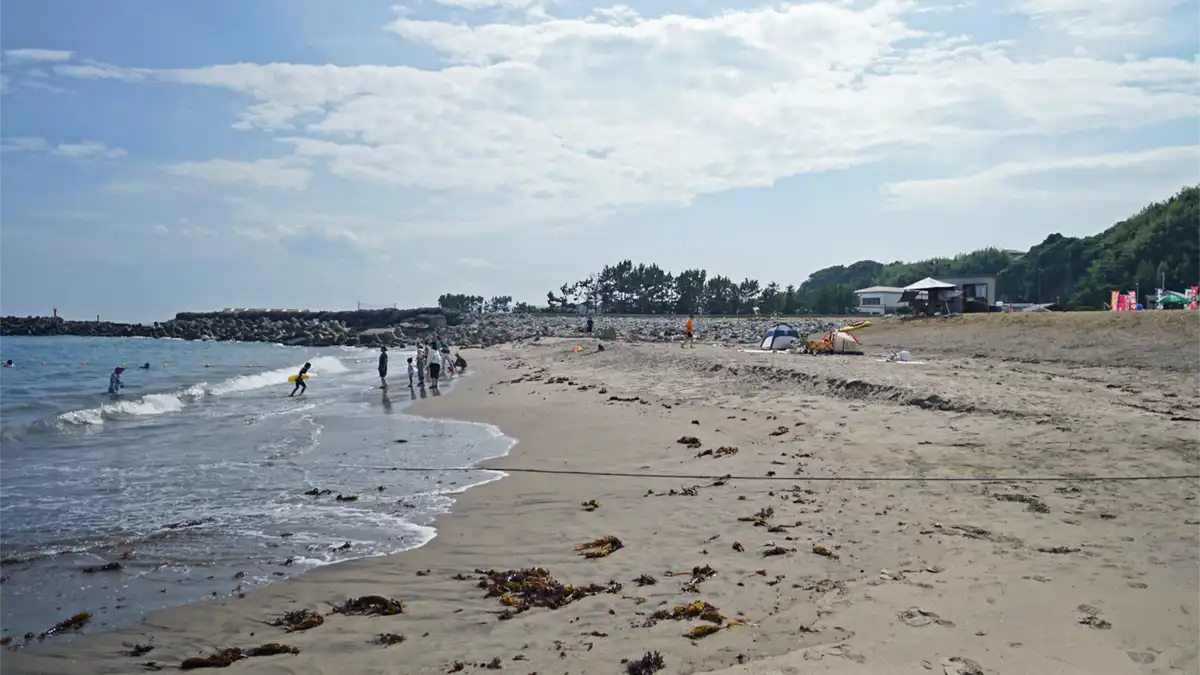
(179, 644, 299, 670)
(676, 436, 702, 449)
(575, 535, 623, 559)
(581, 499, 600, 512)
(650, 601, 725, 624)
(40, 612, 92, 639)
(271, 608, 325, 632)
(625, 651, 666, 675)
(737, 507, 775, 527)
(683, 624, 724, 639)
(681, 565, 717, 592)
(331, 596, 405, 616)
(476, 567, 621, 620)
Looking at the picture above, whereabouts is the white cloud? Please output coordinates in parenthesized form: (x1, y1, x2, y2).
(457, 257, 494, 268)
(881, 145, 1200, 208)
(1, 137, 49, 152)
(1013, 0, 1192, 40)
(53, 141, 127, 159)
(5, 48, 73, 62)
(45, 1, 1200, 232)
(2, 137, 126, 159)
(163, 157, 312, 190)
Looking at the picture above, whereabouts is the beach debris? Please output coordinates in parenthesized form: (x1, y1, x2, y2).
(994, 493, 1049, 513)
(676, 436, 702, 449)
(335, 494, 359, 502)
(271, 608, 324, 632)
(477, 567, 621, 620)
(331, 595, 405, 616)
(711, 474, 731, 486)
(667, 485, 701, 496)
(1079, 615, 1112, 629)
(1037, 546, 1080, 554)
(738, 506, 774, 527)
(394, 439, 408, 444)
(374, 633, 406, 647)
(83, 561, 123, 573)
(179, 644, 300, 670)
(651, 601, 725, 624)
(633, 574, 657, 586)
(576, 535, 623, 559)
(40, 612, 91, 639)
(897, 607, 942, 627)
(763, 546, 795, 557)
(732, 541, 744, 552)
(940, 656, 985, 675)
(0, 637, 11, 647)
(811, 544, 838, 559)
(303, 488, 332, 496)
(682, 565, 717, 592)
(581, 499, 600, 512)
(684, 624, 724, 639)
(769, 426, 790, 436)
(697, 446, 738, 458)
(124, 642, 154, 657)
(138, 662, 162, 671)
(609, 395, 641, 403)
(625, 651, 666, 675)
(691, 420, 700, 425)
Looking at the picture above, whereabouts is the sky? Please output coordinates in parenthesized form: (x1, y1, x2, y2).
(1, 0, 1198, 322)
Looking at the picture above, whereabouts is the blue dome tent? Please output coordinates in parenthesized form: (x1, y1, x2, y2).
(760, 323, 801, 350)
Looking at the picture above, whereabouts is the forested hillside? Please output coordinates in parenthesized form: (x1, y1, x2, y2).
(437, 186, 1198, 314)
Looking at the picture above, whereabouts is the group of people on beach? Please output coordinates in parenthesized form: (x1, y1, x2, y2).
(381, 338, 467, 391)
(287, 338, 466, 398)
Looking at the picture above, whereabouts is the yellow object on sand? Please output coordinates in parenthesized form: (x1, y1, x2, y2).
(288, 375, 310, 383)
(839, 320, 872, 332)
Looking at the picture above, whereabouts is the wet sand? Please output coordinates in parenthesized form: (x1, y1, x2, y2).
(6, 313, 1198, 675)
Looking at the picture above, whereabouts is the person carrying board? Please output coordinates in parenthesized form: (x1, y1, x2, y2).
(290, 362, 311, 397)
(378, 346, 389, 390)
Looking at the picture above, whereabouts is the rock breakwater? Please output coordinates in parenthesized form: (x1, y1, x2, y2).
(0, 311, 838, 348)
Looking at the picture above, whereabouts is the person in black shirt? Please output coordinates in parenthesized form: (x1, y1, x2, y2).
(290, 362, 311, 397)
(378, 346, 389, 390)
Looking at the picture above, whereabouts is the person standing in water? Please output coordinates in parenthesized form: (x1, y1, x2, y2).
(428, 347, 442, 388)
(108, 366, 125, 394)
(378, 346, 389, 390)
(416, 346, 427, 387)
(290, 362, 311, 397)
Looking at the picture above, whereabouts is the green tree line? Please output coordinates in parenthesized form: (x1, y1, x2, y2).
(438, 186, 1198, 314)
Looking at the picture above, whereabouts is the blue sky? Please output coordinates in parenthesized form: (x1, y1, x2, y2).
(2, 0, 1198, 322)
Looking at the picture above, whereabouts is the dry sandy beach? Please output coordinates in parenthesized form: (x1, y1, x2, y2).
(6, 313, 1198, 675)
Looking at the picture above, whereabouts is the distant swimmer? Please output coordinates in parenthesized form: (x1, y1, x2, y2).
(378, 347, 389, 390)
(2, 360, 12, 367)
(290, 362, 311, 397)
(108, 366, 125, 394)
(140, 363, 151, 370)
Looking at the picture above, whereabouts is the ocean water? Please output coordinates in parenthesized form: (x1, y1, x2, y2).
(0, 336, 513, 643)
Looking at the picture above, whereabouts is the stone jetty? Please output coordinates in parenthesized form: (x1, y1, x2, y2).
(0, 309, 838, 348)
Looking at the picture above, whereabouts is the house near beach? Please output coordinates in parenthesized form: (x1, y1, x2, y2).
(853, 286, 907, 315)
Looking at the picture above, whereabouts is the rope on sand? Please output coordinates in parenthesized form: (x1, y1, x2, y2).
(372, 466, 1200, 483)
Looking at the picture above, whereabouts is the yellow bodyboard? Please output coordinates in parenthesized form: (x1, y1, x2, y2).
(288, 374, 310, 382)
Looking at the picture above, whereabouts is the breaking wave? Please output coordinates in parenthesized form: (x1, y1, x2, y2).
(53, 356, 350, 427)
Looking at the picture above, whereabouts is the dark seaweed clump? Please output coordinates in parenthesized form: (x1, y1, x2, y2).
(626, 651, 666, 675)
(271, 608, 325, 632)
(179, 644, 299, 670)
(332, 595, 405, 616)
(477, 567, 621, 620)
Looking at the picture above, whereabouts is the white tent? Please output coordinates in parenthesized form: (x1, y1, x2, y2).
(903, 277, 956, 292)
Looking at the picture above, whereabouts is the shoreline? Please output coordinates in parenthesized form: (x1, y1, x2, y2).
(5, 319, 1198, 674)
(0, 352, 516, 653)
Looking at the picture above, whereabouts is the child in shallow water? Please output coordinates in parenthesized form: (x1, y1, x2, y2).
(407, 357, 415, 387)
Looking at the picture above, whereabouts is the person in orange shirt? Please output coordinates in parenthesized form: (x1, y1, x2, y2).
(682, 314, 695, 348)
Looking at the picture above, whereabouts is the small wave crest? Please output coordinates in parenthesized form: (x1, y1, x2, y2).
(208, 355, 348, 395)
(52, 356, 350, 427)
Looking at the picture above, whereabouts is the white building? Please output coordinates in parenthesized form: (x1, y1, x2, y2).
(853, 286, 906, 315)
